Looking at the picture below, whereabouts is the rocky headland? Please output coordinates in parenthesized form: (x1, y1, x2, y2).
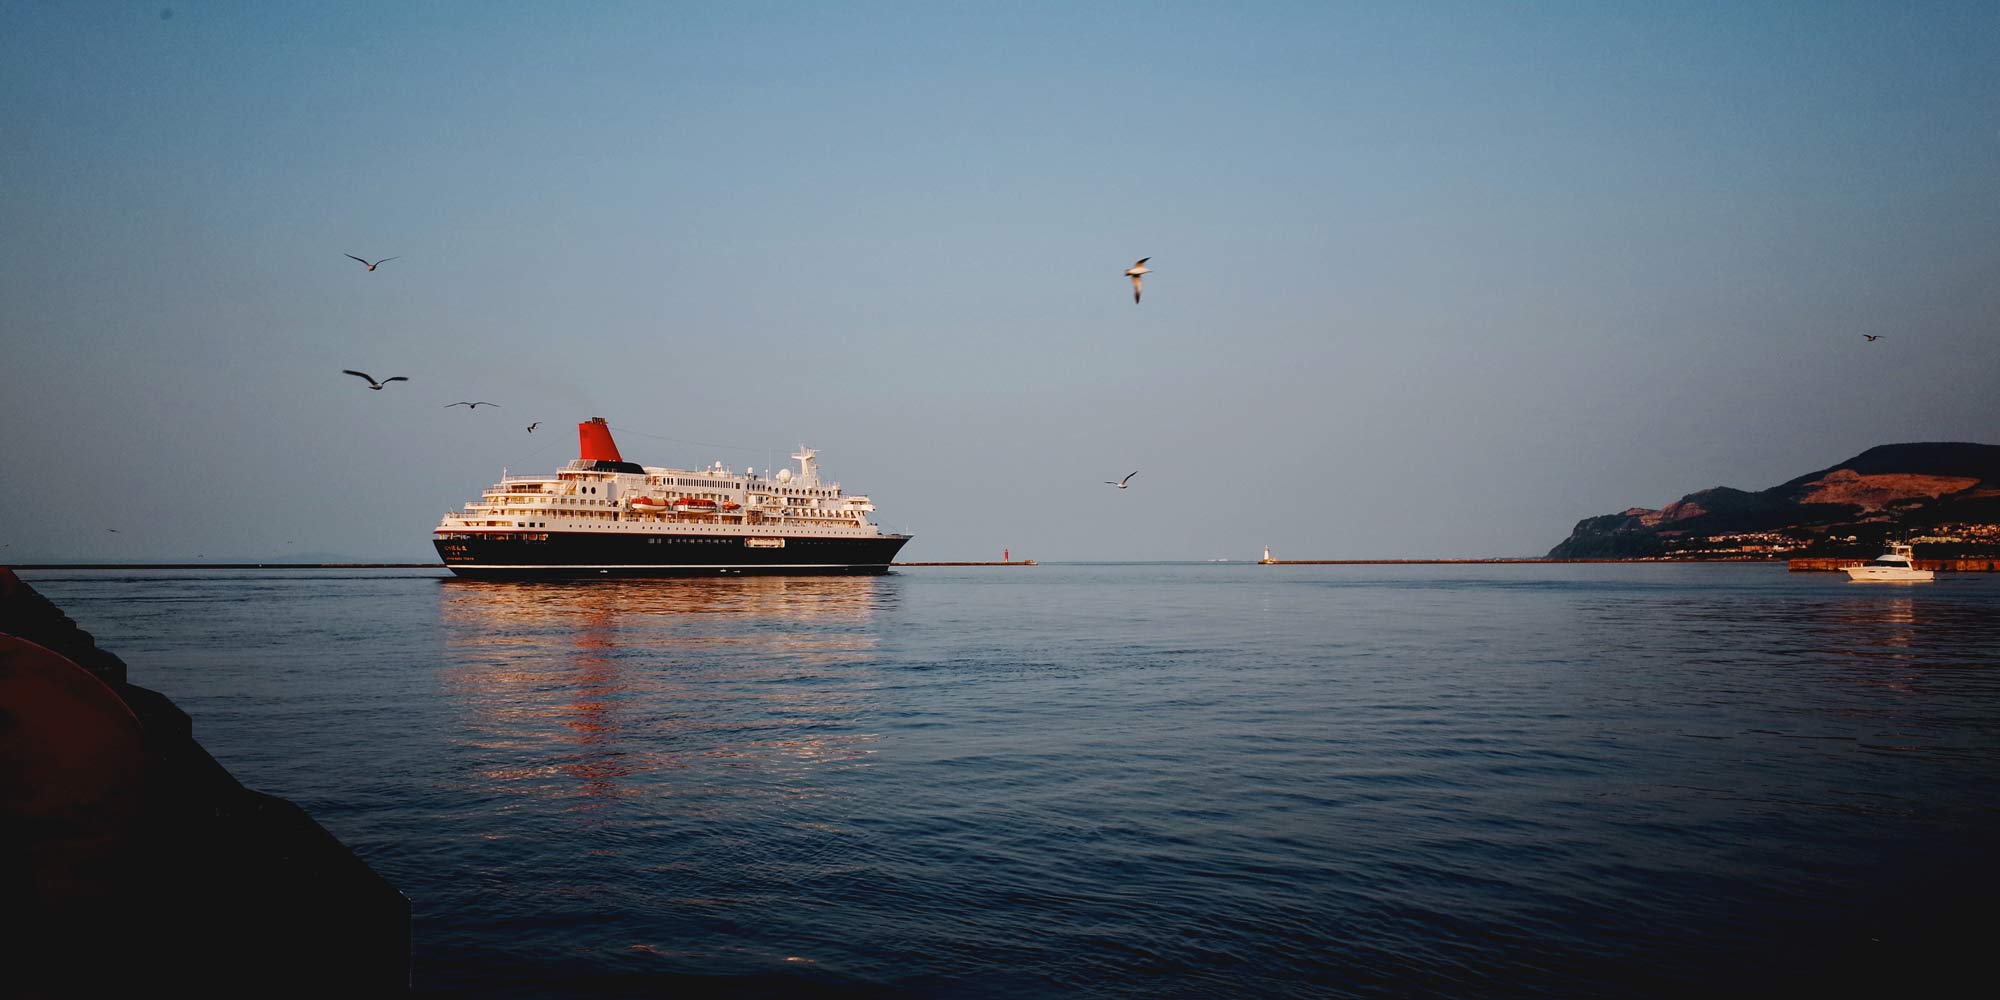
(1549, 443, 2000, 560)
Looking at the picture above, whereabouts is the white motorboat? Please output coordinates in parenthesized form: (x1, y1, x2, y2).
(1845, 542, 1934, 583)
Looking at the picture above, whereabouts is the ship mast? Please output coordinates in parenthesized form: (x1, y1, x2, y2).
(792, 445, 819, 487)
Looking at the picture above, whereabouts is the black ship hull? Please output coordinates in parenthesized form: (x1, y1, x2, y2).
(435, 530, 911, 579)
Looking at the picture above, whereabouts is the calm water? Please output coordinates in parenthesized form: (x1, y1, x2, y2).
(22, 564, 2000, 998)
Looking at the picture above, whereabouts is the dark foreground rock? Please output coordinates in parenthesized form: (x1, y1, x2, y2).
(0, 568, 408, 997)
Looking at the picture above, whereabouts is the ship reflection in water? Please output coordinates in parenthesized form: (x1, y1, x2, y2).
(436, 576, 894, 811)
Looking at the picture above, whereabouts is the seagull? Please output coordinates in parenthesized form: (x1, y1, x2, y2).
(345, 254, 399, 271)
(446, 401, 499, 409)
(1104, 471, 1138, 489)
(1863, 334, 1884, 342)
(342, 370, 408, 390)
(526, 422, 541, 433)
(1124, 258, 1151, 303)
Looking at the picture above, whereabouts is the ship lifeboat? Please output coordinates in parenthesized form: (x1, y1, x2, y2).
(627, 496, 670, 514)
(721, 501, 741, 511)
(674, 498, 719, 513)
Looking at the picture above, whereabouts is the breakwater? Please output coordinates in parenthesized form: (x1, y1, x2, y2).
(1258, 558, 1680, 565)
(894, 560, 1037, 566)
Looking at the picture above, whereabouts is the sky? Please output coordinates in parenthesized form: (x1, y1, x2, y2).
(3, 1, 1997, 561)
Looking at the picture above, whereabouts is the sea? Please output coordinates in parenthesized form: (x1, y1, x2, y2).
(19, 563, 2000, 998)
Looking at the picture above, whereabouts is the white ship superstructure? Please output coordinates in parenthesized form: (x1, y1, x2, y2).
(434, 418, 910, 576)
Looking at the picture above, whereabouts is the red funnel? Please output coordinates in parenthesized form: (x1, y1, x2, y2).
(578, 417, 623, 463)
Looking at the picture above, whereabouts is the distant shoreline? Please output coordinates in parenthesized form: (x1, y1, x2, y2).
(8, 558, 1744, 570)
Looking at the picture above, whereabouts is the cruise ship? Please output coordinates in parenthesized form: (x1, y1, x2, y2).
(434, 418, 911, 577)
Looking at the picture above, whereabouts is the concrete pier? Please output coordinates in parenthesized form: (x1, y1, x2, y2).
(0, 568, 410, 995)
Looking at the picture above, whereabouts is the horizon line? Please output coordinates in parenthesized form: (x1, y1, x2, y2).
(6, 557, 1778, 571)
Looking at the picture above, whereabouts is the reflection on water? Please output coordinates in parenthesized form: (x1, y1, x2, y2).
(1803, 588, 2000, 711)
(440, 575, 893, 630)
(1822, 593, 1920, 644)
(1558, 580, 2000, 761)
(435, 576, 895, 809)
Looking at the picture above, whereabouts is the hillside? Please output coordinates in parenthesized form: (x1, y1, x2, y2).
(1548, 443, 2000, 559)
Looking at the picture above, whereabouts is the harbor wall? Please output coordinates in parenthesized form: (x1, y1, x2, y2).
(0, 567, 410, 995)
(1787, 558, 2000, 572)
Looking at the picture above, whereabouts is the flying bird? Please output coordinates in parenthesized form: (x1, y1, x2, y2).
(342, 370, 408, 390)
(526, 422, 541, 433)
(345, 254, 399, 271)
(446, 401, 499, 409)
(1124, 258, 1152, 303)
(1104, 471, 1138, 489)
(1863, 334, 1884, 342)
(106, 528, 120, 533)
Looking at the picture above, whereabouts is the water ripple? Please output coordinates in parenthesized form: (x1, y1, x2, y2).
(20, 564, 2000, 998)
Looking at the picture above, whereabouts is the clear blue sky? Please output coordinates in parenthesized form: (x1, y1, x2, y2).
(3, 1, 1997, 561)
